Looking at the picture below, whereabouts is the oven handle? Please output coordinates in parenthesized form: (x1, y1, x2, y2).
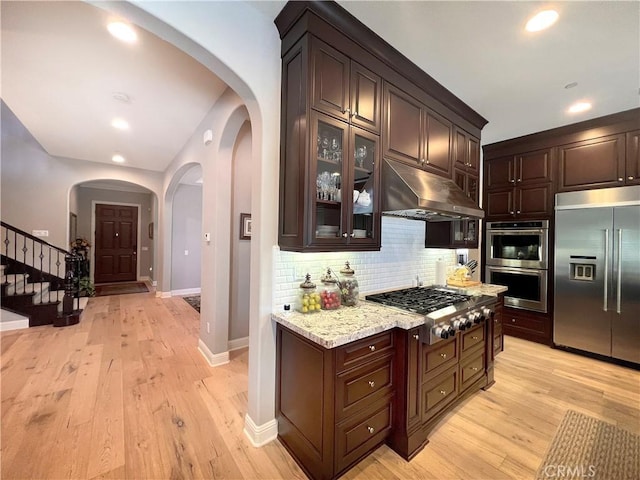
(487, 266, 546, 276)
(488, 229, 546, 235)
(604, 229, 609, 312)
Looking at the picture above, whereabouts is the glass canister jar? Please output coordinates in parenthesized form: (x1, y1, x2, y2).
(319, 268, 341, 310)
(339, 261, 359, 306)
(296, 274, 321, 314)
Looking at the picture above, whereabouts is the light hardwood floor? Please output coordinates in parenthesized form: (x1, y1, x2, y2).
(1, 292, 638, 479)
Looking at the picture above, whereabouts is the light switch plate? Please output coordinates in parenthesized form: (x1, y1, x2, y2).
(32, 230, 49, 237)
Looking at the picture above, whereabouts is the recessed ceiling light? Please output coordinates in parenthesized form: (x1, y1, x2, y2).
(526, 10, 559, 32)
(111, 118, 129, 130)
(107, 21, 137, 43)
(112, 154, 126, 163)
(568, 102, 592, 113)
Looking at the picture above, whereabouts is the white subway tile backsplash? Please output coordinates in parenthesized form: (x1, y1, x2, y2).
(273, 217, 459, 309)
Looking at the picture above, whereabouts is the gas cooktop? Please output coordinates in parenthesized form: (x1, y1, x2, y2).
(365, 287, 471, 315)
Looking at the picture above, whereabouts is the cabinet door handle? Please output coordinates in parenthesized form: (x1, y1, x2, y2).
(510, 211, 515, 215)
(440, 353, 447, 359)
(472, 336, 479, 340)
(516, 210, 521, 214)
(511, 318, 516, 323)
(472, 366, 479, 371)
(368, 381, 375, 388)
(369, 345, 376, 351)
(440, 390, 447, 395)
(367, 426, 375, 434)
(413, 334, 420, 340)
(342, 233, 348, 238)
(618, 177, 624, 181)
(420, 158, 426, 165)
(352, 111, 358, 118)
(343, 108, 351, 115)
(517, 178, 522, 182)
(510, 179, 515, 183)
(350, 233, 355, 237)
(629, 176, 635, 180)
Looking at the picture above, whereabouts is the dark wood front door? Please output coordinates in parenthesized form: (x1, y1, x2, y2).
(94, 204, 137, 284)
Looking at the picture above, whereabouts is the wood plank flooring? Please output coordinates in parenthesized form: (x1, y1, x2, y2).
(2, 292, 638, 479)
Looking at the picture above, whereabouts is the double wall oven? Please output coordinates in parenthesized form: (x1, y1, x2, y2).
(485, 220, 549, 313)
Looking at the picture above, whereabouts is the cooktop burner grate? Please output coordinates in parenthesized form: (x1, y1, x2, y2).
(365, 287, 470, 315)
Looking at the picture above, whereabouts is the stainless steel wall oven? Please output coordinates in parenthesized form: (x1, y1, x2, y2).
(486, 220, 549, 269)
(485, 265, 548, 312)
(486, 220, 549, 313)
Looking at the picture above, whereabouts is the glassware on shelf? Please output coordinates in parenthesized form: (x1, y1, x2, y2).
(321, 135, 330, 159)
(355, 145, 367, 168)
(330, 137, 340, 162)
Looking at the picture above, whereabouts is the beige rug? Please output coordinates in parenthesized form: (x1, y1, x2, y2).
(535, 410, 639, 480)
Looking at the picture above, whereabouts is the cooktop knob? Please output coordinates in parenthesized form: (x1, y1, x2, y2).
(434, 326, 449, 339)
(453, 317, 466, 331)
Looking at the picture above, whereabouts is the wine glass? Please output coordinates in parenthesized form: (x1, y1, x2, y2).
(356, 145, 367, 168)
(330, 137, 340, 162)
(321, 136, 330, 159)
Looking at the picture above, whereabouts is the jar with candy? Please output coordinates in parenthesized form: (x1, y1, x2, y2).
(339, 261, 359, 306)
(296, 273, 321, 314)
(319, 268, 341, 310)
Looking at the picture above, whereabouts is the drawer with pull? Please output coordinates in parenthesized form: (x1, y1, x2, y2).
(422, 337, 458, 381)
(335, 331, 394, 373)
(460, 350, 485, 392)
(422, 365, 458, 421)
(461, 324, 484, 353)
(335, 398, 393, 474)
(335, 354, 394, 421)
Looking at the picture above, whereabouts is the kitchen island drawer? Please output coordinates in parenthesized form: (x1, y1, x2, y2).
(335, 398, 393, 474)
(422, 337, 458, 381)
(336, 330, 395, 373)
(336, 354, 394, 421)
(462, 324, 484, 353)
(422, 365, 459, 421)
(460, 350, 485, 392)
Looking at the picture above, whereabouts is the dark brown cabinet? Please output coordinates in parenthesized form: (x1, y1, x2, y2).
(557, 134, 626, 191)
(502, 307, 552, 345)
(493, 295, 504, 357)
(312, 38, 381, 134)
(486, 149, 553, 188)
(276, 325, 395, 480)
(626, 130, 640, 185)
(311, 112, 381, 250)
(485, 183, 553, 219)
(454, 127, 480, 175)
(383, 84, 452, 178)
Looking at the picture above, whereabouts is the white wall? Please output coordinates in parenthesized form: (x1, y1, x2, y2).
(1, 101, 163, 251)
(230, 121, 252, 341)
(171, 184, 202, 292)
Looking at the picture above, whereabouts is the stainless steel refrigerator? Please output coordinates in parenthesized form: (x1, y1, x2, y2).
(554, 185, 640, 364)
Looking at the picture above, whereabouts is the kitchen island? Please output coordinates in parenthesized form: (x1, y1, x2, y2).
(272, 284, 506, 480)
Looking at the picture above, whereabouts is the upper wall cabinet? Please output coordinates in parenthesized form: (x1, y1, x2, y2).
(626, 130, 640, 185)
(557, 134, 626, 191)
(453, 127, 480, 175)
(383, 83, 452, 178)
(275, 1, 487, 252)
(312, 38, 382, 134)
(486, 148, 553, 189)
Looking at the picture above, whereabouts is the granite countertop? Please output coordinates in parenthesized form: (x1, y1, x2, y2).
(272, 283, 507, 349)
(272, 301, 424, 349)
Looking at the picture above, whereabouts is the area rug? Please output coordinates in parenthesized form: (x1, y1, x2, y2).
(94, 282, 149, 297)
(182, 295, 200, 313)
(535, 410, 639, 480)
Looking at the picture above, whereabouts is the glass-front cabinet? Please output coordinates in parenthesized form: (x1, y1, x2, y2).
(311, 112, 380, 249)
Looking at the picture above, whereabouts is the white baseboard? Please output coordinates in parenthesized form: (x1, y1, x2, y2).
(171, 287, 201, 296)
(156, 291, 171, 298)
(198, 339, 230, 367)
(243, 413, 278, 447)
(138, 275, 151, 282)
(228, 336, 249, 351)
(0, 319, 29, 332)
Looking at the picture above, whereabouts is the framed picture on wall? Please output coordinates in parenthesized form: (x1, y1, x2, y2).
(240, 213, 251, 240)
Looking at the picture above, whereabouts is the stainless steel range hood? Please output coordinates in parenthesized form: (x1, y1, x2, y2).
(381, 158, 485, 221)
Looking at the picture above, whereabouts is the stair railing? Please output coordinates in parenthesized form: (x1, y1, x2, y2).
(1, 221, 81, 315)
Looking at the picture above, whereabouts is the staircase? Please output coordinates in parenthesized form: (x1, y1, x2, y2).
(1, 222, 87, 330)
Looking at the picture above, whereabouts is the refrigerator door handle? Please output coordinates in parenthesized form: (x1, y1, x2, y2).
(604, 229, 609, 312)
(616, 229, 622, 314)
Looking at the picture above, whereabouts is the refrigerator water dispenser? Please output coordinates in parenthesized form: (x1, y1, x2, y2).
(570, 263, 595, 281)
